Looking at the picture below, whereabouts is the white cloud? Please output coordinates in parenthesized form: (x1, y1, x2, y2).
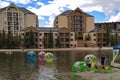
(82, 6, 103, 12)
(2, 0, 120, 27)
(26, 0, 120, 27)
(107, 12, 120, 22)
(5, 0, 34, 4)
(0, 1, 10, 8)
(37, 2, 44, 6)
(44, 15, 55, 27)
(81, 0, 120, 15)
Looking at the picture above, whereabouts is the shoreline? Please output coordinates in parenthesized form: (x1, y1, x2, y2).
(0, 47, 112, 52)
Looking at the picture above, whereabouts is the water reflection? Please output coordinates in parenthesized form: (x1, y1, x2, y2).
(0, 50, 113, 79)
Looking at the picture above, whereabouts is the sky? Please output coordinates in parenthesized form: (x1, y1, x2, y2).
(0, 0, 120, 27)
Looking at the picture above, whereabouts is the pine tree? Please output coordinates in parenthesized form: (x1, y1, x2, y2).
(0, 31, 2, 48)
(56, 36, 61, 48)
(43, 36, 46, 48)
(7, 31, 13, 48)
(85, 33, 91, 41)
(105, 27, 111, 46)
(2, 29, 6, 48)
(48, 30, 53, 48)
(29, 30, 35, 48)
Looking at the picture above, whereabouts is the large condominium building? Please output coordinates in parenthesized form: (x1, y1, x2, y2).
(54, 7, 94, 46)
(21, 27, 77, 49)
(95, 22, 120, 45)
(0, 3, 38, 35)
(95, 22, 120, 30)
(85, 28, 107, 47)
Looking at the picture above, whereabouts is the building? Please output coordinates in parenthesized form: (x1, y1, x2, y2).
(21, 27, 77, 48)
(95, 22, 120, 45)
(0, 3, 38, 35)
(54, 7, 94, 47)
(85, 28, 106, 47)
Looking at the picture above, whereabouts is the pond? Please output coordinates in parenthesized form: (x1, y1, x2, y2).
(0, 50, 113, 80)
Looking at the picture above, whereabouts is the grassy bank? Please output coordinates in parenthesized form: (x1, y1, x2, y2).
(54, 73, 85, 80)
(114, 53, 120, 63)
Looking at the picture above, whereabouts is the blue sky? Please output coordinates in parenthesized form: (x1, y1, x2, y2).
(0, 0, 120, 27)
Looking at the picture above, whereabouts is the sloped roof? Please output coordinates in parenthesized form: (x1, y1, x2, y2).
(89, 28, 104, 33)
(89, 28, 99, 33)
(0, 7, 6, 12)
(60, 10, 72, 15)
(19, 7, 34, 14)
(0, 4, 35, 14)
(37, 27, 59, 32)
(21, 27, 74, 32)
(60, 7, 93, 17)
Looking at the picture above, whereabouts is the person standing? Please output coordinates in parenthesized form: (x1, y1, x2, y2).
(86, 57, 92, 71)
(100, 55, 105, 69)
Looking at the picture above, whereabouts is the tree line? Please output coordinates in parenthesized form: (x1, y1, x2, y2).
(0, 30, 21, 49)
(0, 29, 61, 49)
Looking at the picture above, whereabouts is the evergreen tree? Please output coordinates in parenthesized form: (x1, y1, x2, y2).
(105, 27, 111, 46)
(114, 32, 118, 45)
(43, 36, 46, 48)
(0, 31, 2, 48)
(48, 30, 53, 48)
(25, 30, 35, 48)
(55, 36, 61, 48)
(2, 29, 6, 48)
(110, 35, 115, 46)
(29, 30, 35, 48)
(85, 33, 91, 41)
(6, 31, 14, 49)
(14, 34, 21, 48)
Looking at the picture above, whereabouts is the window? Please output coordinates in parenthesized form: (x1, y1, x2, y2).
(8, 17, 12, 21)
(8, 22, 12, 25)
(71, 33, 73, 36)
(39, 33, 42, 36)
(35, 33, 38, 36)
(65, 38, 69, 42)
(65, 33, 69, 37)
(14, 17, 18, 21)
(93, 34, 96, 36)
(13, 12, 18, 16)
(59, 33, 64, 37)
(71, 39, 73, 41)
(40, 44, 42, 47)
(35, 38, 38, 42)
(14, 22, 18, 25)
(65, 44, 69, 48)
(35, 44, 38, 48)
(14, 27, 18, 31)
(55, 33, 57, 36)
(22, 33, 24, 36)
(40, 39, 42, 41)
(60, 38, 64, 42)
(7, 12, 12, 16)
(78, 16, 82, 20)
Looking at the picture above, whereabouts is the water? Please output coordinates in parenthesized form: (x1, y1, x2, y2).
(0, 50, 113, 80)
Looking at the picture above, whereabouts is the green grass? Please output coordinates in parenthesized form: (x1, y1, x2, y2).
(114, 54, 120, 63)
(54, 73, 85, 80)
(94, 68, 117, 73)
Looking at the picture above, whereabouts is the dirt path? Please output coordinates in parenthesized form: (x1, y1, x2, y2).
(76, 70, 120, 80)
